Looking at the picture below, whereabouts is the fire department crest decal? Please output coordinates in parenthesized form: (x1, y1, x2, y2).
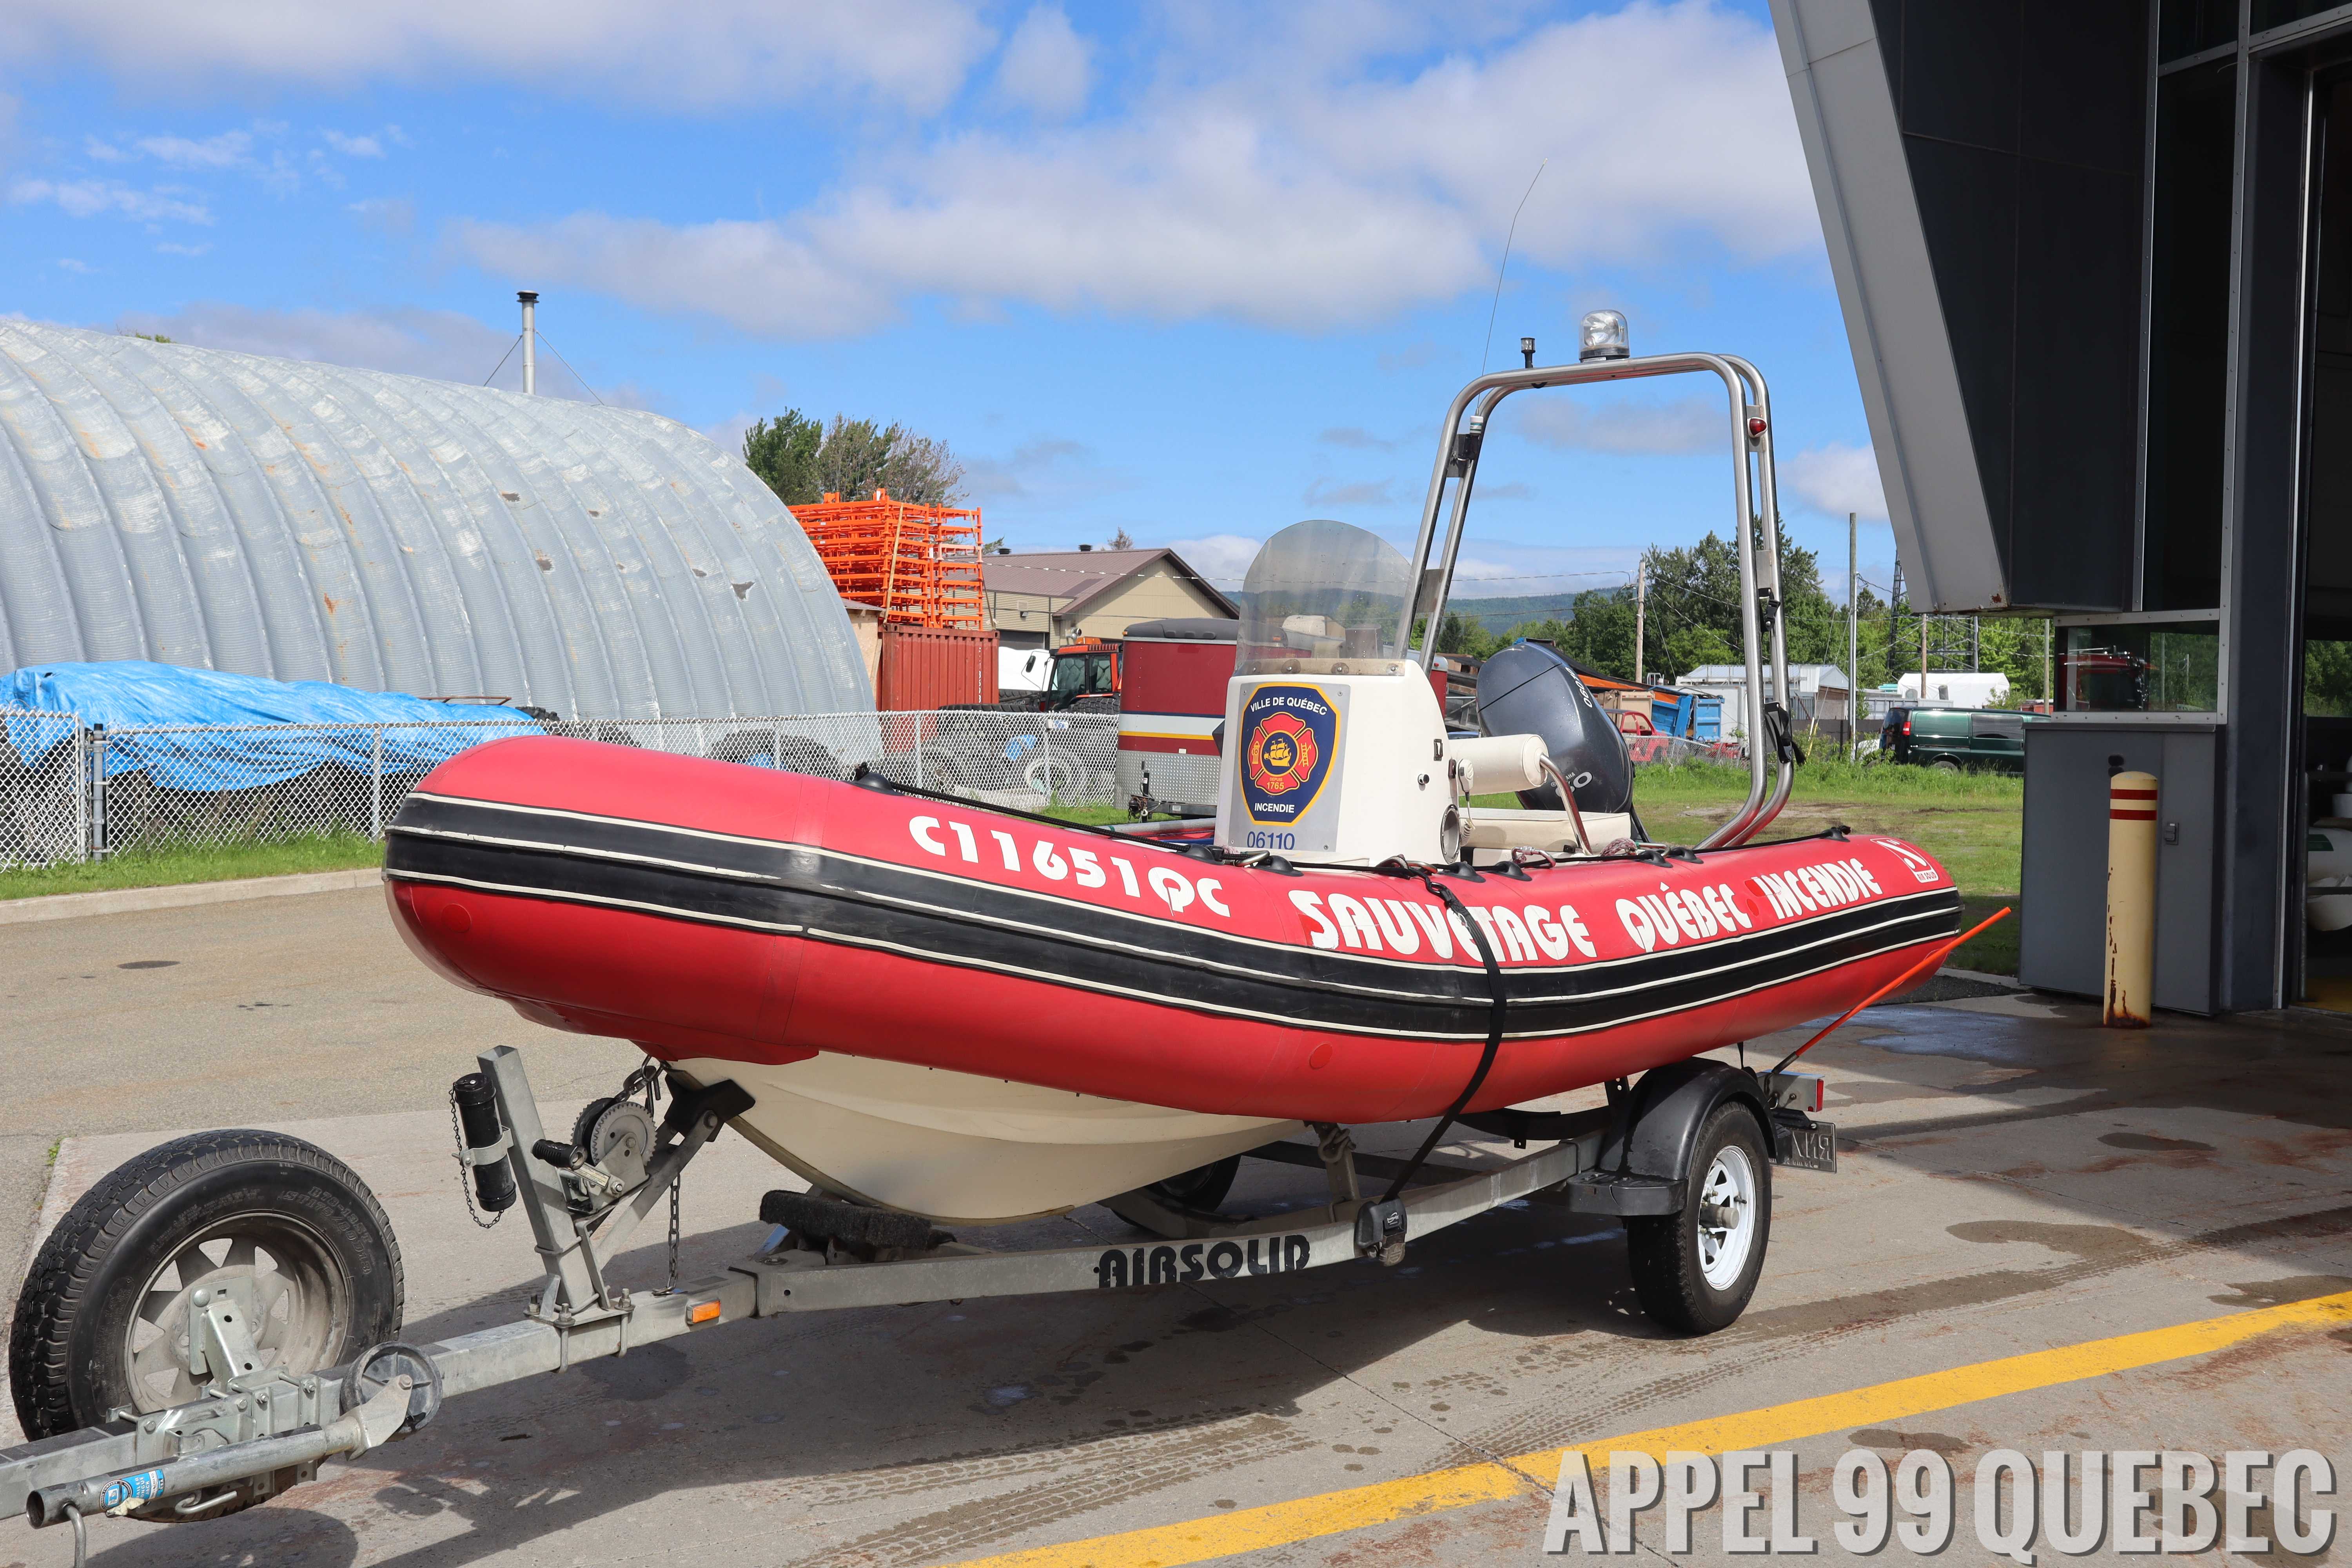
(1240, 685, 1339, 825)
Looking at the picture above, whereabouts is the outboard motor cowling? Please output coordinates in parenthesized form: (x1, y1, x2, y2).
(1474, 642, 1633, 814)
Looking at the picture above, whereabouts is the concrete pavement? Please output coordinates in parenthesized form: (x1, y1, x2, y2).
(1, 887, 2348, 1566)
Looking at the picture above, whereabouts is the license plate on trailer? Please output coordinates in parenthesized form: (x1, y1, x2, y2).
(1775, 1119, 1837, 1173)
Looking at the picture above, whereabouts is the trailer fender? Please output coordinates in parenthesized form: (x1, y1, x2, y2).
(1594, 1058, 1771, 1198)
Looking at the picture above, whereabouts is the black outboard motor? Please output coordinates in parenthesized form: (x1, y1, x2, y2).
(1475, 642, 1633, 815)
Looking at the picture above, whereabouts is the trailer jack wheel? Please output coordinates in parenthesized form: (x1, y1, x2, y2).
(1624, 1104, 1771, 1334)
(8, 1129, 404, 1510)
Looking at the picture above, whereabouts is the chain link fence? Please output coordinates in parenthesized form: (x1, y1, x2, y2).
(0, 707, 1120, 866)
(0, 710, 87, 867)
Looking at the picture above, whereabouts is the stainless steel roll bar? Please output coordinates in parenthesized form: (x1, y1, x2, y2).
(1404, 352, 1795, 849)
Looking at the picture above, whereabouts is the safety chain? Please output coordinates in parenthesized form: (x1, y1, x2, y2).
(665, 1171, 682, 1295)
(638, 1054, 683, 1295)
(445, 1080, 503, 1230)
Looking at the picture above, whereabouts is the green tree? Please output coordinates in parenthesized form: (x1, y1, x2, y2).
(743, 410, 967, 508)
(1435, 610, 1503, 660)
(2309, 640, 2352, 717)
(742, 411, 822, 505)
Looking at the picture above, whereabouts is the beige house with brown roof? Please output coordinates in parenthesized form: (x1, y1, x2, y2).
(983, 548, 1237, 648)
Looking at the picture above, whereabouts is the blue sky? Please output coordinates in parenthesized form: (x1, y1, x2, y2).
(1, 0, 1900, 601)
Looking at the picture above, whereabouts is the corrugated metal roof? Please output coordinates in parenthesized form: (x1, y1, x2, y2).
(0, 320, 870, 720)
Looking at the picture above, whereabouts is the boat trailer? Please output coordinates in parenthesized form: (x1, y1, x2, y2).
(0, 1043, 1834, 1558)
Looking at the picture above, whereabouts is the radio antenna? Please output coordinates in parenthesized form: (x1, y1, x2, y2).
(1478, 160, 1547, 375)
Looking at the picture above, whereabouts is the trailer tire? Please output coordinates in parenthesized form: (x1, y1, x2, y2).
(1143, 1156, 1239, 1214)
(9, 1131, 404, 1454)
(1624, 1103, 1770, 1334)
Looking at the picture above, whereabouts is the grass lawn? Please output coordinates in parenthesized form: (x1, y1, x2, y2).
(0, 834, 383, 902)
(1630, 758, 2023, 974)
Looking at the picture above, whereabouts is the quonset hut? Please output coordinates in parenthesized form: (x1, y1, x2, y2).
(0, 320, 869, 720)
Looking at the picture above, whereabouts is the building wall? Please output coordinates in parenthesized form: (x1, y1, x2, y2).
(0, 321, 870, 719)
(988, 590, 1064, 641)
(1063, 563, 1230, 641)
(989, 560, 1231, 645)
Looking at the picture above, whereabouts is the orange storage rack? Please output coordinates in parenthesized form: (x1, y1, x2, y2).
(789, 490, 984, 630)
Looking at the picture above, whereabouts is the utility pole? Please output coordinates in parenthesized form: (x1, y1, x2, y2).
(1633, 559, 1646, 686)
(1847, 513, 1860, 760)
(1890, 559, 1905, 699)
(2044, 617, 2054, 710)
(1919, 588, 1929, 698)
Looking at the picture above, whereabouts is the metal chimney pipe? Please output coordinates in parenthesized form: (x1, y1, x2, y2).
(517, 291, 538, 394)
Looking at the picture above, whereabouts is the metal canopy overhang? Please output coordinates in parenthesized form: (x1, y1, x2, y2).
(1768, 0, 2013, 615)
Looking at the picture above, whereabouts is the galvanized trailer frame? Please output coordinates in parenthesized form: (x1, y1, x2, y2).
(0, 1044, 1828, 1556)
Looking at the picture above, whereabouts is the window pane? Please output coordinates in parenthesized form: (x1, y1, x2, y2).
(2306, 640, 2352, 716)
(2162, 0, 2238, 58)
(2143, 63, 2237, 612)
(2062, 623, 2221, 712)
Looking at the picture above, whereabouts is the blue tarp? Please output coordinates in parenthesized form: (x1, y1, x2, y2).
(2, 662, 541, 791)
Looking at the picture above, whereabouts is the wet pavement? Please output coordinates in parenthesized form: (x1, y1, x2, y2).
(4, 889, 2350, 1565)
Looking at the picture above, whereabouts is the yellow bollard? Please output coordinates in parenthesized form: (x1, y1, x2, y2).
(2104, 769, 2158, 1027)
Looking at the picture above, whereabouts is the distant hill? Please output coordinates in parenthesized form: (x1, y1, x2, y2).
(1451, 590, 1610, 634)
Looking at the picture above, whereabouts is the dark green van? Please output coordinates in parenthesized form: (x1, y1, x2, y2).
(1882, 706, 2024, 773)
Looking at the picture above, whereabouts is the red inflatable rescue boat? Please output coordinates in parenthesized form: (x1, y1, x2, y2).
(385, 735, 1956, 1223)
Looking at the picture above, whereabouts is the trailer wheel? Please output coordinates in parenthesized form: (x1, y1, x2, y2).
(10, 1131, 403, 1448)
(1143, 1156, 1239, 1214)
(1624, 1104, 1770, 1334)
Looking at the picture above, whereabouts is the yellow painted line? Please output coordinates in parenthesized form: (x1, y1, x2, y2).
(942, 1289, 2352, 1568)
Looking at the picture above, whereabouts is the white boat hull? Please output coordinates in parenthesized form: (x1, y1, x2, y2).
(674, 1052, 1299, 1225)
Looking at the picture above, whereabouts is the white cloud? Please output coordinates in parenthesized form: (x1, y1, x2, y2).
(154, 241, 210, 256)
(1505, 394, 1723, 455)
(115, 302, 506, 380)
(348, 195, 415, 235)
(1784, 441, 1888, 521)
(56, 257, 91, 274)
(965, 436, 1088, 501)
(1, 0, 994, 116)
(444, 1, 1809, 338)
(1304, 476, 1394, 508)
(134, 129, 251, 169)
(1443, 543, 1641, 597)
(995, 6, 1091, 119)
(106, 301, 614, 404)
(9, 178, 211, 224)
(449, 214, 890, 337)
(701, 412, 758, 456)
(322, 129, 383, 157)
(1162, 532, 1264, 585)
(1163, 528, 1637, 595)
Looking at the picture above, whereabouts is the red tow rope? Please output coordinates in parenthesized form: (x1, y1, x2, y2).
(1766, 905, 2013, 1077)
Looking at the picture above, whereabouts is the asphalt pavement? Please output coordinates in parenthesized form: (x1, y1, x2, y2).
(1, 886, 2347, 1566)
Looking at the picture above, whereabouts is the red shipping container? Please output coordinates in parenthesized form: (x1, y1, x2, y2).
(877, 624, 999, 710)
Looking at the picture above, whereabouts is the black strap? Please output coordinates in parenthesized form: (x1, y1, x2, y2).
(1377, 873, 1507, 1203)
